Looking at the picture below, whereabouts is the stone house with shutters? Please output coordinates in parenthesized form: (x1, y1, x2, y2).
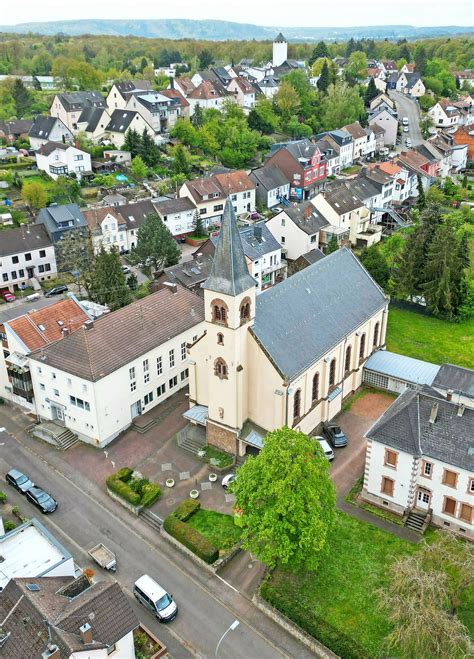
(186, 199, 388, 457)
(363, 386, 474, 539)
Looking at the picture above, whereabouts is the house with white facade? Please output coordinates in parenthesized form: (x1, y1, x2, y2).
(29, 285, 205, 447)
(250, 164, 290, 209)
(50, 92, 106, 131)
(29, 116, 74, 150)
(0, 224, 57, 293)
(125, 92, 180, 133)
(106, 79, 152, 111)
(82, 206, 128, 253)
(315, 137, 340, 176)
(368, 107, 398, 146)
(343, 122, 368, 160)
(35, 142, 91, 180)
(428, 101, 461, 130)
(396, 72, 426, 97)
(226, 77, 256, 111)
(364, 127, 377, 157)
(104, 109, 155, 148)
(363, 385, 474, 539)
(154, 196, 197, 239)
(186, 81, 227, 115)
(76, 106, 111, 142)
(266, 201, 329, 260)
(325, 129, 354, 168)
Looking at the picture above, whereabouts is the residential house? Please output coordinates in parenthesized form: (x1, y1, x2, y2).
(368, 107, 398, 146)
(50, 92, 107, 131)
(315, 138, 340, 176)
(369, 93, 396, 113)
(366, 68, 387, 92)
(125, 91, 180, 133)
(396, 72, 425, 97)
(380, 60, 398, 74)
(28, 116, 73, 150)
(0, 119, 33, 143)
(29, 285, 205, 447)
(154, 196, 197, 239)
(363, 385, 474, 539)
(35, 142, 92, 180)
(402, 148, 438, 180)
(343, 122, 368, 160)
(0, 576, 138, 658)
(347, 174, 384, 221)
(0, 296, 89, 412)
(160, 88, 190, 119)
(452, 125, 474, 160)
(371, 123, 386, 151)
(116, 199, 156, 250)
(155, 254, 213, 297)
(287, 248, 325, 275)
(376, 162, 412, 205)
(102, 192, 127, 206)
(33, 75, 61, 90)
(394, 153, 431, 194)
(414, 141, 445, 179)
(257, 76, 280, 99)
(386, 72, 399, 90)
(325, 129, 354, 168)
(249, 164, 290, 209)
(187, 80, 227, 115)
(187, 199, 389, 457)
(103, 149, 132, 166)
(106, 79, 152, 111)
(105, 109, 155, 148)
(213, 171, 256, 216)
(428, 101, 461, 130)
(191, 67, 233, 88)
(365, 127, 377, 158)
(226, 77, 256, 111)
(455, 70, 474, 89)
(364, 165, 395, 207)
(173, 77, 196, 98)
(401, 63, 416, 73)
(266, 139, 327, 201)
(76, 106, 111, 142)
(432, 364, 474, 410)
(36, 203, 88, 243)
(0, 224, 57, 293)
(82, 206, 128, 253)
(266, 201, 330, 260)
(313, 182, 381, 247)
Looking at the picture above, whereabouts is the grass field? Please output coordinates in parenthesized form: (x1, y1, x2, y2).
(187, 509, 241, 551)
(263, 512, 474, 657)
(386, 306, 474, 369)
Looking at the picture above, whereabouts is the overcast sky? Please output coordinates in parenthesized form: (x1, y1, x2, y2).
(4, 1, 473, 27)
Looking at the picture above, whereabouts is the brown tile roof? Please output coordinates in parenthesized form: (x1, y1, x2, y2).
(229, 77, 255, 94)
(175, 77, 196, 95)
(343, 122, 367, 140)
(29, 285, 204, 381)
(182, 176, 225, 203)
(82, 207, 126, 233)
(377, 162, 402, 176)
(187, 80, 225, 100)
(160, 88, 190, 107)
(214, 171, 255, 195)
(7, 298, 89, 351)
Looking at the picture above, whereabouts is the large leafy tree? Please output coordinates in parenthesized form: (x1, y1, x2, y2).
(55, 229, 95, 293)
(378, 532, 473, 658)
(131, 155, 148, 179)
(309, 41, 329, 65)
(21, 181, 47, 210)
(248, 97, 278, 134)
(232, 427, 336, 571)
(320, 82, 365, 131)
(171, 144, 191, 176)
(130, 212, 180, 274)
(275, 80, 301, 120)
(345, 51, 368, 83)
(86, 247, 132, 310)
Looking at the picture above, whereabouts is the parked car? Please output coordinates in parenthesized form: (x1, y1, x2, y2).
(26, 486, 57, 513)
(121, 265, 131, 275)
(133, 575, 177, 622)
(222, 473, 235, 490)
(0, 289, 16, 302)
(5, 468, 35, 494)
(323, 423, 348, 448)
(403, 126, 409, 133)
(402, 117, 409, 126)
(313, 437, 334, 461)
(406, 138, 412, 149)
(44, 285, 68, 297)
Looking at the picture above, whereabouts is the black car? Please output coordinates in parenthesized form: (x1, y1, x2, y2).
(44, 285, 68, 297)
(6, 469, 35, 494)
(323, 423, 348, 448)
(26, 487, 57, 513)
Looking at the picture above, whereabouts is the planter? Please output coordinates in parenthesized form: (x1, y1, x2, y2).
(185, 235, 208, 247)
(208, 473, 218, 482)
(133, 623, 167, 659)
(165, 478, 175, 488)
(189, 489, 199, 499)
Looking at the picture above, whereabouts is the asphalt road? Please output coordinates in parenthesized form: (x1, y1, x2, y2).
(0, 295, 59, 323)
(389, 91, 423, 147)
(0, 427, 316, 659)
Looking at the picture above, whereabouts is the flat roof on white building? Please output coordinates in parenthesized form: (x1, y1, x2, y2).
(0, 519, 72, 590)
(364, 349, 440, 386)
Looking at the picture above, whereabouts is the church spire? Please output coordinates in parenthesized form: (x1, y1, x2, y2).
(203, 197, 256, 297)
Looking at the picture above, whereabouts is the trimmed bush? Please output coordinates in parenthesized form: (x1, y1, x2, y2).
(260, 580, 370, 659)
(164, 514, 218, 564)
(3, 520, 16, 532)
(115, 467, 133, 482)
(141, 483, 161, 508)
(0, 491, 7, 504)
(106, 475, 141, 506)
(173, 498, 200, 522)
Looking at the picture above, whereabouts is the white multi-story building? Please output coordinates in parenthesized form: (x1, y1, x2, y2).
(35, 141, 91, 180)
(0, 225, 57, 293)
(154, 197, 197, 239)
(363, 386, 474, 540)
(29, 285, 205, 447)
(266, 201, 330, 261)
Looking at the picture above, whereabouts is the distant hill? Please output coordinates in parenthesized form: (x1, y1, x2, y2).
(0, 19, 472, 41)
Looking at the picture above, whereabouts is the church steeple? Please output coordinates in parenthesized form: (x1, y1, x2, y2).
(203, 198, 256, 297)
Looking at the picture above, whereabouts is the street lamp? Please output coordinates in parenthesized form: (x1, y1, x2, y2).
(215, 619, 240, 657)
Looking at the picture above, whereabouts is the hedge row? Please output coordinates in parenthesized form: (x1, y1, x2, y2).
(106, 474, 141, 506)
(141, 483, 162, 508)
(164, 514, 218, 564)
(260, 581, 370, 659)
(173, 498, 200, 522)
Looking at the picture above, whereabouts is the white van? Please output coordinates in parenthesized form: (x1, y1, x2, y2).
(402, 117, 409, 126)
(133, 575, 178, 622)
(406, 138, 412, 149)
(314, 436, 335, 461)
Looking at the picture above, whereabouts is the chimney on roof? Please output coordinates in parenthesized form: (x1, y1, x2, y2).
(446, 389, 453, 401)
(42, 644, 60, 659)
(457, 404, 465, 417)
(163, 282, 178, 294)
(79, 623, 93, 645)
(304, 205, 312, 220)
(429, 402, 438, 426)
(61, 327, 70, 337)
(84, 320, 94, 331)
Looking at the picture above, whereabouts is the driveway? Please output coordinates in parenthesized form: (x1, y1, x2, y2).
(329, 391, 395, 497)
(389, 91, 423, 147)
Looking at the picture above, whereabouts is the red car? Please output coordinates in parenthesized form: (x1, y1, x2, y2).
(0, 289, 16, 302)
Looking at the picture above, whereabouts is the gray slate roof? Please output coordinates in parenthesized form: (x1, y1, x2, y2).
(105, 109, 137, 133)
(366, 386, 474, 471)
(252, 248, 387, 380)
(203, 198, 257, 296)
(323, 182, 365, 214)
(56, 91, 106, 111)
(348, 175, 381, 202)
(36, 204, 87, 236)
(282, 201, 330, 235)
(78, 106, 106, 132)
(0, 224, 51, 257)
(250, 164, 289, 191)
(155, 196, 196, 217)
(209, 221, 281, 262)
(433, 364, 474, 399)
(300, 248, 326, 265)
(29, 115, 59, 139)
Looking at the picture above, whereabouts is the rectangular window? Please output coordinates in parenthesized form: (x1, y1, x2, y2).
(169, 349, 175, 368)
(469, 478, 474, 494)
(12, 256, 19, 264)
(459, 503, 473, 524)
(2, 274, 8, 282)
(156, 356, 162, 375)
(39, 250, 46, 258)
(11, 271, 17, 279)
(384, 449, 398, 468)
(25, 253, 32, 261)
(422, 461, 433, 478)
(281, 217, 285, 226)
(213, 204, 224, 212)
(181, 368, 189, 381)
(144, 373, 150, 384)
(281, 236, 285, 244)
(143, 359, 149, 372)
(144, 391, 154, 405)
(69, 395, 89, 411)
(53, 389, 60, 396)
(443, 496, 457, 516)
(18, 269, 24, 277)
(39, 383, 45, 390)
(381, 476, 394, 497)
(129, 367, 135, 380)
(130, 381, 136, 392)
(181, 342, 186, 361)
(169, 375, 178, 389)
(157, 383, 166, 397)
(442, 469, 458, 488)
(45, 263, 51, 272)
(38, 265, 45, 273)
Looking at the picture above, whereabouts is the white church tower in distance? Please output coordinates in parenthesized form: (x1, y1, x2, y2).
(188, 199, 256, 456)
(272, 33, 288, 67)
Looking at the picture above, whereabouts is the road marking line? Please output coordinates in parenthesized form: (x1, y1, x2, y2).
(215, 574, 239, 593)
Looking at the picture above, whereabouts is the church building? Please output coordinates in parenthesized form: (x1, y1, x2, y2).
(186, 199, 389, 457)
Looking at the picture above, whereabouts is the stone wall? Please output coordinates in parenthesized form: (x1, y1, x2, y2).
(207, 421, 238, 455)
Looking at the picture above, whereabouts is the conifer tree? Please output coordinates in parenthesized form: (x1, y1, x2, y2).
(416, 175, 426, 210)
(317, 61, 330, 94)
(364, 77, 378, 105)
(87, 247, 132, 311)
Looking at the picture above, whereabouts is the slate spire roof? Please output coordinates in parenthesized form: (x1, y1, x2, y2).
(203, 198, 256, 297)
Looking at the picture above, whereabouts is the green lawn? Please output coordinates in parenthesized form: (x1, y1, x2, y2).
(262, 512, 474, 657)
(386, 306, 474, 369)
(187, 509, 241, 551)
